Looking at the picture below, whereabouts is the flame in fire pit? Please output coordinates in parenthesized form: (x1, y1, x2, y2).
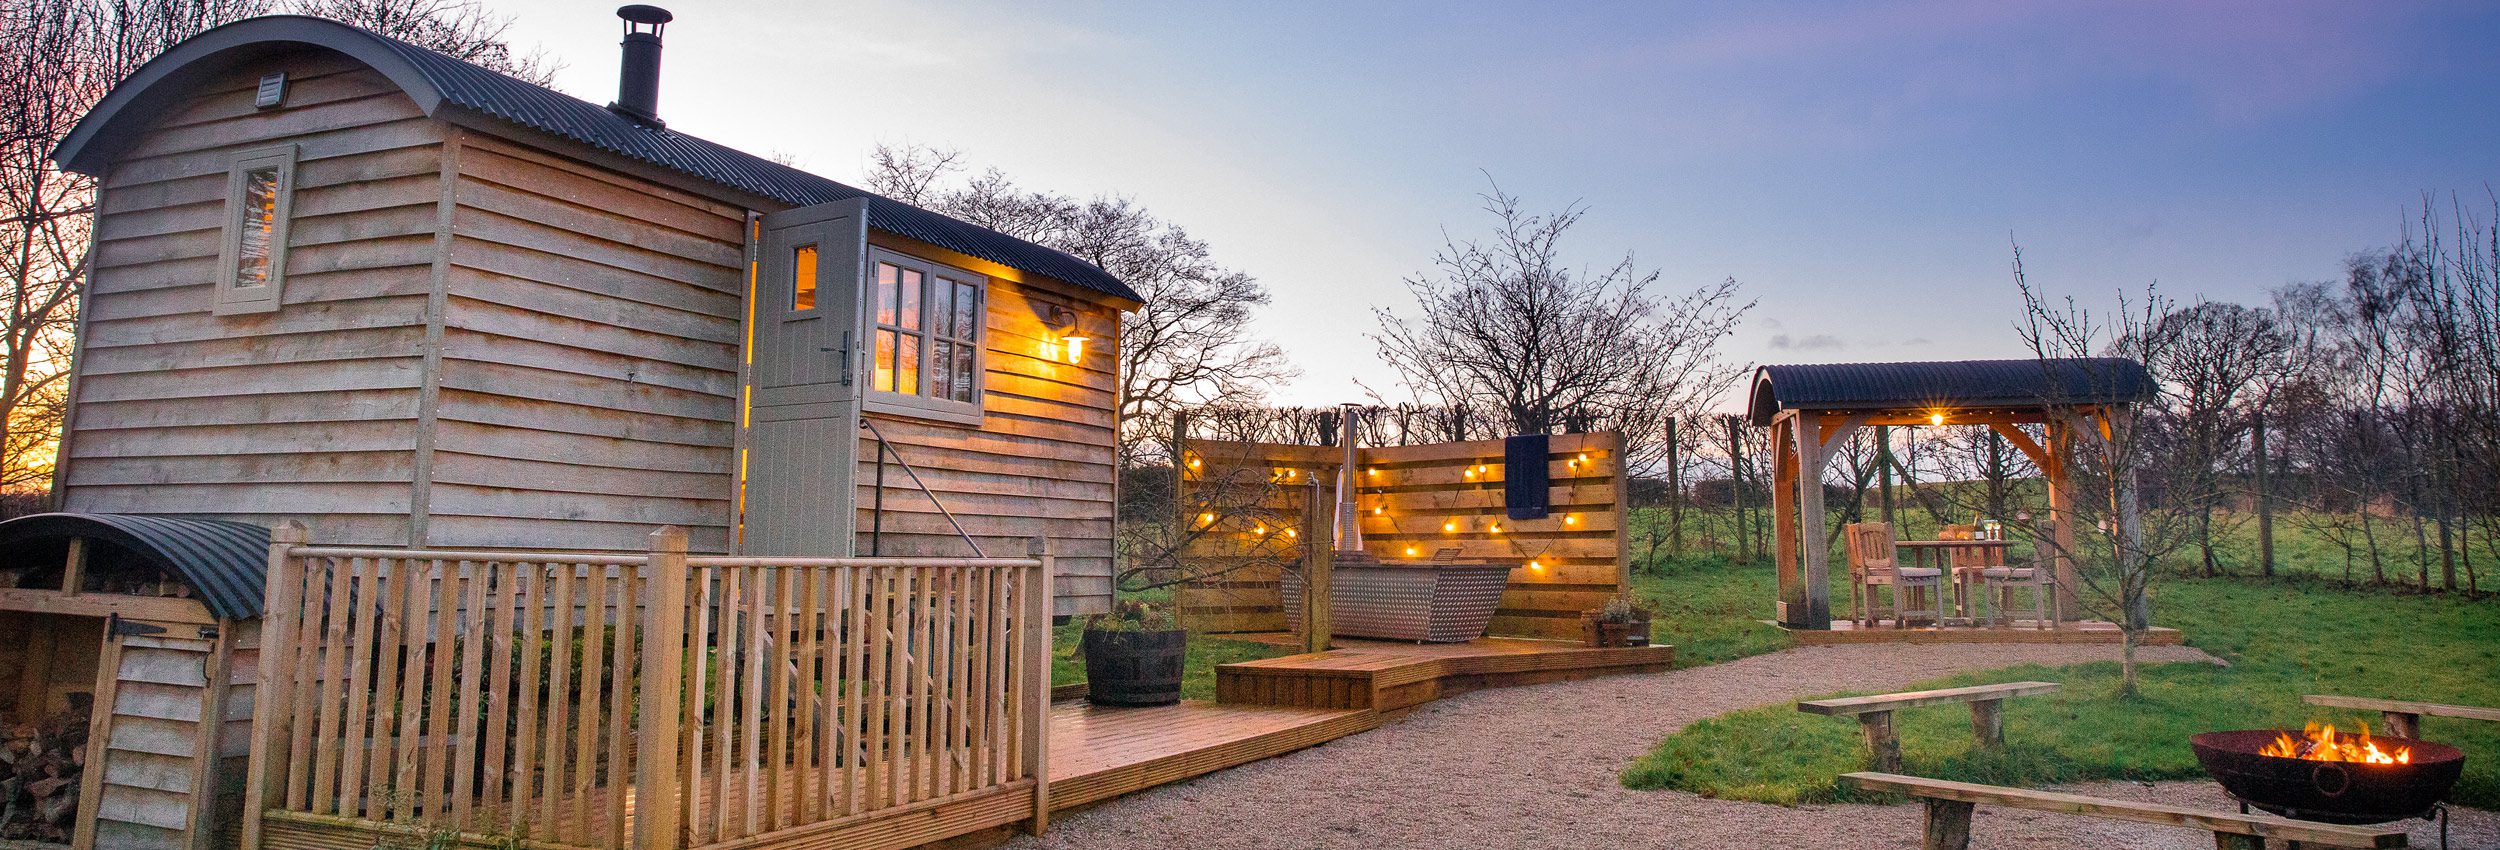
(2259, 722, 2411, 765)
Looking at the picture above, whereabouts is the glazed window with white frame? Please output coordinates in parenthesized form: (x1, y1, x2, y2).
(213, 145, 298, 315)
(867, 248, 985, 422)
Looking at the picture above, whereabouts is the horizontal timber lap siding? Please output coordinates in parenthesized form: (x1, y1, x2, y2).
(64, 50, 441, 545)
(857, 249, 1121, 617)
(429, 132, 743, 552)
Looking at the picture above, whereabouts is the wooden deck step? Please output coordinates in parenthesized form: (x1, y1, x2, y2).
(1047, 701, 1377, 810)
(1214, 636, 1676, 711)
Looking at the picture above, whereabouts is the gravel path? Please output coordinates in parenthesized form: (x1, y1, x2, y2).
(1012, 642, 2497, 850)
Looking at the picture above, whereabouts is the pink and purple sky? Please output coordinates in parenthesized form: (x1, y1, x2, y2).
(498, 0, 2500, 406)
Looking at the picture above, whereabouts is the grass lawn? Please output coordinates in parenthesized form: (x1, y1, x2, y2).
(1622, 575, 2500, 808)
(1623, 552, 1796, 667)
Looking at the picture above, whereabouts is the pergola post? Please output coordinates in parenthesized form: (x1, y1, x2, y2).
(2043, 416, 2083, 621)
(1777, 410, 1836, 629)
(1771, 414, 1805, 627)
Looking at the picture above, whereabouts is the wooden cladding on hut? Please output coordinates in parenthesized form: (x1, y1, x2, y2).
(1177, 431, 1630, 641)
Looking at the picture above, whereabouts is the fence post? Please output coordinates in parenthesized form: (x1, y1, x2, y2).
(1022, 537, 1053, 834)
(634, 526, 690, 850)
(240, 521, 308, 850)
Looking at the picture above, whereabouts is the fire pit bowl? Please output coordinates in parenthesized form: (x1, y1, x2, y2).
(2193, 729, 2465, 824)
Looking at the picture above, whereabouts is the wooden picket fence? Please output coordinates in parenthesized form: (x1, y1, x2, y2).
(239, 526, 1052, 850)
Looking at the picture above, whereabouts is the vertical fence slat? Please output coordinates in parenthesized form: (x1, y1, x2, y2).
(285, 556, 335, 811)
(541, 562, 578, 838)
(986, 566, 1007, 788)
(710, 564, 739, 841)
(685, 564, 714, 843)
(390, 559, 433, 822)
(767, 565, 795, 831)
(309, 558, 360, 815)
(741, 564, 768, 836)
(343, 558, 387, 817)
(450, 561, 489, 830)
(484, 561, 521, 825)
(571, 562, 609, 837)
(606, 564, 640, 848)
(421, 559, 461, 820)
(363, 557, 406, 818)
(844, 566, 869, 818)
(510, 563, 546, 835)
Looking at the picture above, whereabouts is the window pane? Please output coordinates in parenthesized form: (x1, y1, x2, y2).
(954, 342, 976, 402)
(953, 282, 979, 340)
(877, 263, 900, 325)
(897, 332, 921, 395)
(234, 166, 280, 288)
(792, 244, 818, 311)
(899, 270, 923, 330)
(875, 329, 898, 392)
(929, 280, 955, 337)
(931, 340, 953, 400)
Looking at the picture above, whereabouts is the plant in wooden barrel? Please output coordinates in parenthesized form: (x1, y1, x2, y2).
(1582, 593, 1653, 647)
(1082, 599, 1187, 706)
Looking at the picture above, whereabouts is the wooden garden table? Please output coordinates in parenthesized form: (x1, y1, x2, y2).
(1895, 540, 2012, 621)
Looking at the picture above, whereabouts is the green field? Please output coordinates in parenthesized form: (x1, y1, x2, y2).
(1621, 574, 2500, 808)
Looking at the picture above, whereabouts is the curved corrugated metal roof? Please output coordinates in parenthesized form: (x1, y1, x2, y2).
(0, 513, 268, 620)
(1747, 358, 2156, 425)
(53, 16, 1141, 305)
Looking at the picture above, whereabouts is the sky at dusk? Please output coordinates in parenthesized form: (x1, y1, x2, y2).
(496, 0, 2500, 407)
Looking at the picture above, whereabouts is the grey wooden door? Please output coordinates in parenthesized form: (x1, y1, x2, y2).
(744, 199, 869, 556)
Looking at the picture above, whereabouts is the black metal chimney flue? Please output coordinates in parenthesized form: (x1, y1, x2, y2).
(610, 5, 672, 126)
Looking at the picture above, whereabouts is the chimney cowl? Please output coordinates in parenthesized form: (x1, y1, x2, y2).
(608, 5, 672, 126)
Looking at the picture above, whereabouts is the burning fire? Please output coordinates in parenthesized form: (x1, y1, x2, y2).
(2260, 722, 2411, 765)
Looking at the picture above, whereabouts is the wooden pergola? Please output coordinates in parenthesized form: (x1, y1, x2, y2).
(1747, 358, 2156, 630)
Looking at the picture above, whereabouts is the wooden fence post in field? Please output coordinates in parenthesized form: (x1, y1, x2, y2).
(1023, 537, 1053, 835)
(239, 521, 309, 850)
(635, 526, 691, 850)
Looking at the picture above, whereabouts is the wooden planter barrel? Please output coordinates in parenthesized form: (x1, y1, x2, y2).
(1081, 629, 1187, 706)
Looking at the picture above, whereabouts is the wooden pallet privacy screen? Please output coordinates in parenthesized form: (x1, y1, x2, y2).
(243, 528, 1052, 850)
(1177, 432, 1629, 641)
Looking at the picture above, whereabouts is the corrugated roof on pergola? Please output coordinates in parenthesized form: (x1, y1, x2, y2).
(1746, 357, 2156, 425)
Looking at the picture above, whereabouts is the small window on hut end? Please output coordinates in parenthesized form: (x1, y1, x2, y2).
(866, 248, 985, 424)
(213, 145, 298, 315)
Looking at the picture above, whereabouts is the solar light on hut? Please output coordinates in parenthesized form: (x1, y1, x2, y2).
(1527, 560, 1544, 572)
(1198, 512, 1215, 526)
(1487, 523, 1502, 534)
(1564, 514, 1579, 526)
(1443, 520, 1459, 533)
(1929, 411, 1946, 426)
(1405, 546, 1420, 557)
(1283, 528, 1297, 539)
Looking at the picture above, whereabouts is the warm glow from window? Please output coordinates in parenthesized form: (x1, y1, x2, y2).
(791, 244, 818, 310)
(233, 166, 280, 288)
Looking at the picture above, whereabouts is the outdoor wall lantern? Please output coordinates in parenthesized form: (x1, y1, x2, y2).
(1044, 303, 1087, 364)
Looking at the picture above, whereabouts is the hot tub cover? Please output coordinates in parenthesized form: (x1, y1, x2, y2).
(0, 513, 269, 620)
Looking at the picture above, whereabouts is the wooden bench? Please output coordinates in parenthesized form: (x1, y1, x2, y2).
(2305, 694, 2500, 739)
(1842, 772, 2411, 850)
(1798, 681, 2058, 771)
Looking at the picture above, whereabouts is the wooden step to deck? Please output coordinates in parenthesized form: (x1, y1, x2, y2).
(1047, 701, 1378, 811)
(1213, 637, 1676, 712)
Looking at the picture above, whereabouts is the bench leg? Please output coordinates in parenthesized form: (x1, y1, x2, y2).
(2213, 833, 2264, 850)
(1970, 698, 2004, 748)
(1861, 711, 1902, 772)
(1923, 798, 1973, 850)
(2382, 711, 2420, 740)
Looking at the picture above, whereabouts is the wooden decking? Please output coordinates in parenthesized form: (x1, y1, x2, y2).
(1213, 635, 1678, 712)
(1047, 701, 1377, 810)
(1777, 619, 2185, 645)
(1045, 634, 1675, 812)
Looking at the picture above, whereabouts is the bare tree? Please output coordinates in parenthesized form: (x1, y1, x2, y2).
(863, 143, 1297, 463)
(1368, 181, 1751, 473)
(2011, 248, 2185, 695)
(289, 0, 556, 84)
(2140, 300, 2296, 576)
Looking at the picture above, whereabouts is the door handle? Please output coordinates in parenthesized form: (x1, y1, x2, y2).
(821, 330, 855, 385)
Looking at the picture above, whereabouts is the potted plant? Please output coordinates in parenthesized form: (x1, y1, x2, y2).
(1581, 593, 1652, 647)
(1080, 599, 1187, 706)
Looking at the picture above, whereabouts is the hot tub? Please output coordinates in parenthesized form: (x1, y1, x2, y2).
(1282, 555, 1514, 643)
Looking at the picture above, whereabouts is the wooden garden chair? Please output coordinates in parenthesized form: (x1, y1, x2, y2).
(1843, 522, 1941, 628)
(1975, 553, 2053, 629)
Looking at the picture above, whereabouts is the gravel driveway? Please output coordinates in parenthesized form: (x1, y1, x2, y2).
(1012, 642, 2495, 850)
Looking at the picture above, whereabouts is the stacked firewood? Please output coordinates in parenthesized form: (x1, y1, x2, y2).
(0, 695, 89, 843)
